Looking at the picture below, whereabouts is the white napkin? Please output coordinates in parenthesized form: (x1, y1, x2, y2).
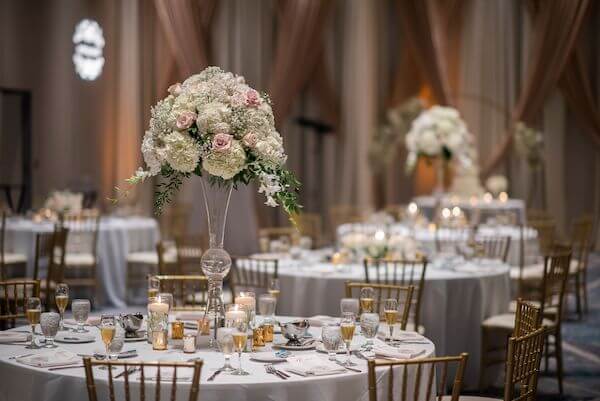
(377, 328, 422, 342)
(372, 344, 426, 360)
(307, 315, 339, 327)
(0, 332, 30, 343)
(145, 366, 194, 382)
(174, 311, 205, 321)
(17, 350, 80, 368)
(283, 355, 346, 376)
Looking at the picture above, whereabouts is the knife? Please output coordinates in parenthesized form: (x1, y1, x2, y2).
(115, 366, 140, 379)
(207, 368, 224, 381)
(48, 364, 84, 371)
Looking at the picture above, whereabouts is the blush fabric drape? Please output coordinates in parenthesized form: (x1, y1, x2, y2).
(482, 0, 590, 176)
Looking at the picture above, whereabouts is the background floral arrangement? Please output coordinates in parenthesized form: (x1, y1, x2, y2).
(514, 121, 544, 168)
(405, 105, 474, 172)
(44, 190, 83, 214)
(485, 174, 508, 195)
(127, 66, 300, 215)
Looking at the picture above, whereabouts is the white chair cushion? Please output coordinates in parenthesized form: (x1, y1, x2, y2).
(126, 251, 159, 265)
(510, 263, 544, 280)
(482, 312, 555, 330)
(508, 300, 558, 316)
(441, 396, 499, 401)
(64, 253, 95, 266)
(2, 253, 27, 265)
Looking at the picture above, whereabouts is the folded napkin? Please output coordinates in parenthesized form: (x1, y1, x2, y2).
(376, 328, 422, 342)
(283, 356, 346, 377)
(145, 366, 194, 382)
(174, 311, 206, 321)
(372, 344, 426, 360)
(307, 315, 339, 327)
(0, 332, 30, 343)
(17, 350, 80, 368)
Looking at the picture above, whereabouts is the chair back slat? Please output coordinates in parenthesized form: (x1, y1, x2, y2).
(345, 282, 414, 330)
(367, 353, 469, 401)
(513, 298, 542, 337)
(504, 327, 546, 401)
(0, 280, 40, 322)
(570, 215, 593, 272)
(32, 227, 68, 310)
(539, 244, 571, 320)
(231, 257, 278, 295)
(153, 275, 208, 311)
(59, 211, 100, 257)
(474, 235, 511, 262)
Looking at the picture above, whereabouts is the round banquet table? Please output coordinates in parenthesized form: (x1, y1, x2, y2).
(0, 317, 435, 401)
(413, 195, 526, 224)
(4, 216, 159, 308)
(247, 253, 510, 387)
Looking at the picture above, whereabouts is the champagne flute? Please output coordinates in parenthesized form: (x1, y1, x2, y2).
(268, 278, 280, 298)
(384, 299, 399, 343)
(231, 318, 250, 376)
(340, 312, 357, 367)
(359, 287, 375, 313)
(25, 297, 41, 349)
(216, 327, 236, 372)
(99, 315, 116, 370)
(55, 283, 69, 331)
(148, 276, 160, 299)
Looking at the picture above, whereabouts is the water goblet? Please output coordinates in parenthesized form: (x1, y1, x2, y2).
(216, 327, 236, 372)
(72, 299, 91, 333)
(321, 324, 342, 361)
(231, 318, 250, 376)
(383, 299, 399, 343)
(258, 294, 276, 317)
(25, 297, 41, 349)
(340, 298, 359, 317)
(108, 325, 125, 361)
(340, 312, 357, 366)
(40, 312, 60, 348)
(360, 313, 379, 350)
(359, 287, 375, 313)
(55, 283, 69, 331)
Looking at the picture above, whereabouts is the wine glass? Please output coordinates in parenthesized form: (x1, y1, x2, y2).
(108, 325, 125, 361)
(55, 283, 69, 331)
(359, 287, 375, 313)
(216, 327, 236, 372)
(321, 324, 342, 361)
(340, 298, 359, 317)
(258, 294, 276, 318)
(231, 318, 250, 376)
(72, 299, 91, 333)
(25, 297, 41, 349)
(360, 313, 379, 350)
(340, 312, 357, 367)
(268, 279, 280, 298)
(148, 276, 160, 299)
(40, 312, 60, 348)
(383, 299, 399, 343)
(99, 315, 116, 370)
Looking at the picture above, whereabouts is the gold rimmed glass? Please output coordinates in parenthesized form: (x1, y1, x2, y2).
(25, 297, 41, 349)
(230, 318, 250, 376)
(99, 315, 116, 370)
(383, 299, 398, 343)
(55, 283, 69, 331)
(340, 312, 357, 367)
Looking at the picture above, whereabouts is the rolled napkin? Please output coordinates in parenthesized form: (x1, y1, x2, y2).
(175, 311, 206, 321)
(371, 343, 427, 360)
(283, 355, 346, 376)
(307, 315, 339, 327)
(17, 350, 80, 368)
(0, 332, 31, 344)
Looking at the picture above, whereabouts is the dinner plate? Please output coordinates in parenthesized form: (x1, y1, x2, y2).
(54, 333, 96, 344)
(315, 343, 361, 354)
(272, 341, 316, 351)
(249, 353, 288, 363)
(124, 331, 147, 342)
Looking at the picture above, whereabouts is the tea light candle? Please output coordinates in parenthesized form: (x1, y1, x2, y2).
(483, 192, 493, 203)
(469, 196, 479, 206)
(225, 308, 246, 321)
(407, 202, 418, 216)
(235, 296, 255, 310)
(498, 192, 508, 202)
(198, 318, 210, 335)
(152, 330, 168, 350)
(148, 302, 169, 314)
(171, 320, 184, 340)
(183, 334, 196, 353)
(451, 206, 461, 218)
(374, 230, 385, 242)
(441, 208, 451, 219)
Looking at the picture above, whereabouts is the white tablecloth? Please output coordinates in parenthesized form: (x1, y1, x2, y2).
(247, 254, 510, 387)
(4, 217, 159, 308)
(413, 195, 526, 224)
(0, 317, 435, 401)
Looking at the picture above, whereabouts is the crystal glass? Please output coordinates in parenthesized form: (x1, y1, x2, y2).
(340, 312, 357, 366)
(340, 298, 359, 316)
(99, 315, 116, 369)
(148, 276, 160, 299)
(321, 324, 342, 361)
(25, 297, 41, 349)
(383, 299, 399, 343)
(359, 287, 375, 313)
(216, 327, 236, 372)
(258, 294, 276, 317)
(268, 278, 280, 299)
(360, 313, 379, 350)
(230, 318, 250, 376)
(55, 283, 69, 331)
(108, 325, 125, 360)
(235, 291, 256, 325)
(40, 312, 60, 348)
(72, 299, 91, 333)
(147, 296, 170, 335)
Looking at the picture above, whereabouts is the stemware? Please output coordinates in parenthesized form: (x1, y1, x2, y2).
(360, 313, 379, 350)
(72, 299, 91, 333)
(216, 327, 236, 372)
(99, 315, 116, 370)
(55, 283, 69, 331)
(340, 312, 357, 367)
(383, 299, 399, 343)
(231, 318, 250, 376)
(321, 324, 342, 361)
(268, 279, 280, 299)
(340, 298, 360, 317)
(25, 297, 41, 349)
(40, 312, 60, 348)
(359, 287, 375, 313)
(258, 294, 276, 317)
(107, 325, 125, 361)
(147, 276, 160, 299)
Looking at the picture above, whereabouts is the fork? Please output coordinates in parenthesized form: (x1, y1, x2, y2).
(265, 364, 288, 380)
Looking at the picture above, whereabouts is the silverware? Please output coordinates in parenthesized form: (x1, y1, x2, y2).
(9, 352, 34, 360)
(115, 366, 140, 379)
(265, 364, 287, 380)
(352, 351, 370, 361)
(47, 363, 83, 371)
(335, 361, 361, 373)
(207, 368, 224, 381)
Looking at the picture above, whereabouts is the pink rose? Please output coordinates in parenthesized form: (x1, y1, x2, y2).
(212, 133, 233, 152)
(245, 89, 262, 107)
(168, 83, 183, 96)
(242, 132, 258, 148)
(176, 111, 197, 130)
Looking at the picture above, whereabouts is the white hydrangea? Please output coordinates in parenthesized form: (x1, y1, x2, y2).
(164, 131, 200, 173)
(196, 101, 231, 134)
(202, 140, 246, 179)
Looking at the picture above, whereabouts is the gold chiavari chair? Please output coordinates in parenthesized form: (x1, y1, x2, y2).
(293, 212, 323, 248)
(345, 282, 414, 330)
(0, 279, 40, 329)
(529, 219, 556, 258)
(475, 235, 511, 263)
(59, 211, 100, 301)
(172, 234, 205, 275)
(154, 275, 208, 311)
(434, 227, 473, 254)
(568, 215, 593, 318)
(32, 227, 68, 311)
(526, 208, 553, 222)
(367, 353, 469, 401)
(329, 205, 365, 230)
(83, 358, 203, 401)
(258, 227, 300, 249)
(0, 212, 27, 280)
(230, 257, 278, 295)
(363, 258, 427, 331)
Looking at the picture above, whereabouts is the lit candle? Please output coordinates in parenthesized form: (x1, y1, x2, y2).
(171, 320, 184, 340)
(374, 230, 385, 242)
(407, 202, 418, 216)
(152, 330, 168, 350)
(428, 223, 437, 233)
(469, 196, 478, 206)
(235, 296, 255, 311)
(483, 192, 493, 203)
(148, 302, 169, 314)
(441, 208, 451, 219)
(183, 334, 196, 353)
(498, 192, 508, 203)
(451, 206, 461, 218)
(225, 307, 246, 321)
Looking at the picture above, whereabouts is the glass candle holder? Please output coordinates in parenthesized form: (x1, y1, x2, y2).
(235, 292, 256, 324)
(152, 330, 168, 350)
(262, 322, 274, 342)
(225, 304, 247, 325)
(183, 334, 196, 353)
(171, 320, 184, 340)
(252, 326, 265, 348)
(198, 318, 210, 335)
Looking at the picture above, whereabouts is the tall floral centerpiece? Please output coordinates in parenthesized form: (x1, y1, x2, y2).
(127, 66, 300, 341)
(405, 106, 473, 195)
